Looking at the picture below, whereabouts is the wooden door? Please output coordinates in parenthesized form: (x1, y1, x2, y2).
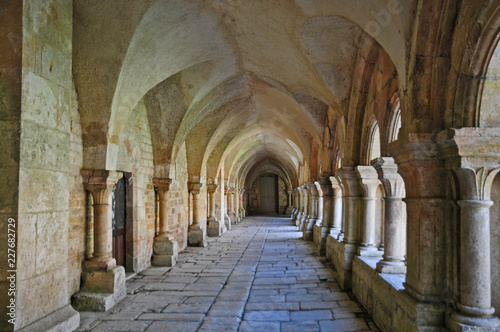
(112, 177, 126, 267)
(260, 174, 277, 213)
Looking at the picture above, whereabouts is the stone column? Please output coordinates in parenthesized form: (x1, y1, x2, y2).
(227, 187, 236, 223)
(451, 168, 500, 329)
(188, 182, 206, 247)
(318, 176, 333, 255)
(239, 188, 246, 220)
(285, 189, 294, 214)
(294, 188, 300, 219)
(335, 166, 363, 289)
(338, 167, 362, 246)
(330, 176, 343, 238)
(294, 188, 302, 225)
(207, 184, 223, 237)
(437, 128, 500, 329)
(152, 178, 178, 266)
(372, 157, 406, 273)
(303, 182, 318, 240)
(314, 182, 324, 227)
(73, 170, 126, 312)
(356, 165, 382, 256)
(299, 185, 309, 230)
(224, 187, 231, 231)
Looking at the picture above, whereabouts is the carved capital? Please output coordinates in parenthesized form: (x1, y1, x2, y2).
(356, 165, 380, 197)
(338, 167, 362, 197)
(455, 167, 500, 201)
(307, 182, 318, 196)
(81, 170, 122, 205)
(207, 184, 218, 194)
(153, 177, 172, 191)
(188, 182, 203, 195)
(372, 157, 405, 198)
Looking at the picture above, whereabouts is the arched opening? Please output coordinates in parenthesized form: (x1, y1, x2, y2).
(479, 34, 500, 127)
(388, 100, 402, 143)
(368, 122, 381, 163)
(247, 173, 290, 215)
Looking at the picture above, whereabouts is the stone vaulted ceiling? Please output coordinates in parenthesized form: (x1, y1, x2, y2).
(73, 0, 417, 186)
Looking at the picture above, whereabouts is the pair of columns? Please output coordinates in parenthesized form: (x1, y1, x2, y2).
(303, 182, 320, 240)
(336, 159, 406, 272)
(207, 184, 224, 237)
(391, 129, 500, 330)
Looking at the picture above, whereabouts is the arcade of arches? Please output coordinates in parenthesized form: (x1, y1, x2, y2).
(2, 1, 500, 331)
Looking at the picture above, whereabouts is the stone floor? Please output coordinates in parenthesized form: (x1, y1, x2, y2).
(77, 216, 376, 332)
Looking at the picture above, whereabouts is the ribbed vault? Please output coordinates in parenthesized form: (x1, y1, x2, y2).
(74, 0, 418, 189)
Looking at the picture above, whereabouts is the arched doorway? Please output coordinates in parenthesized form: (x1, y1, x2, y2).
(260, 173, 278, 214)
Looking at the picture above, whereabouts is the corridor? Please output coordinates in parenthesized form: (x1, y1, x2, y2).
(77, 217, 374, 332)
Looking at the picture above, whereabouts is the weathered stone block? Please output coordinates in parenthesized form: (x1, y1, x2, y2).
(188, 225, 206, 247)
(73, 266, 126, 312)
(207, 218, 223, 237)
(152, 236, 178, 267)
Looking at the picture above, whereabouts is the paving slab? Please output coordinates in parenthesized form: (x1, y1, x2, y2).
(77, 216, 373, 332)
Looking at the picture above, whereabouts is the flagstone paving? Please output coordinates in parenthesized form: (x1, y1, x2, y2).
(76, 216, 375, 332)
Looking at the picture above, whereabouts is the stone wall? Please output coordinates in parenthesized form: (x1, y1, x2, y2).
(167, 143, 190, 251)
(68, 83, 84, 300)
(278, 177, 288, 214)
(0, 1, 22, 330)
(116, 100, 155, 272)
(16, 0, 78, 329)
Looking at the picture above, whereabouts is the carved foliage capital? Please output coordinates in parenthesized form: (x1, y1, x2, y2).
(188, 182, 203, 195)
(207, 184, 218, 194)
(372, 157, 405, 198)
(307, 182, 319, 196)
(317, 177, 333, 196)
(338, 167, 362, 197)
(81, 170, 122, 205)
(456, 167, 500, 201)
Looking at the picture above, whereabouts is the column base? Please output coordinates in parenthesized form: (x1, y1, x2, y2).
(207, 217, 223, 237)
(376, 260, 407, 274)
(229, 212, 237, 224)
(225, 214, 231, 231)
(152, 235, 178, 267)
(72, 266, 126, 312)
(285, 206, 293, 214)
(188, 225, 207, 247)
(294, 212, 302, 226)
(357, 246, 383, 257)
(302, 219, 315, 241)
(449, 312, 500, 331)
(18, 304, 80, 332)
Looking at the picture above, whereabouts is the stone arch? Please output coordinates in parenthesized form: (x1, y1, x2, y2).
(361, 115, 381, 165)
(449, 1, 500, 128)
(491, 173, 500, 314)
(344, 39, 380, 165)
(385, 93, 402, 145)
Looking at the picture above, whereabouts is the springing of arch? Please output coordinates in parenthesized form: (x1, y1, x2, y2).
(387, 95, 402, 144)
(362, 115, 381, 165)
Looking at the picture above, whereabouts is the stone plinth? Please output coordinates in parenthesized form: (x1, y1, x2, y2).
(152, 235, 178, 266)
(72, 265, 126, 312)
(188, 224, 206, 247)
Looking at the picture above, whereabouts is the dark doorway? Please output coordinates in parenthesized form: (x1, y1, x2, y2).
(112, 176, 126, 267)
(260, 173, 278, 214)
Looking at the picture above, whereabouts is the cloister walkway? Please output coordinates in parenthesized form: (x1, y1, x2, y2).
(77, 217, 375, 332)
